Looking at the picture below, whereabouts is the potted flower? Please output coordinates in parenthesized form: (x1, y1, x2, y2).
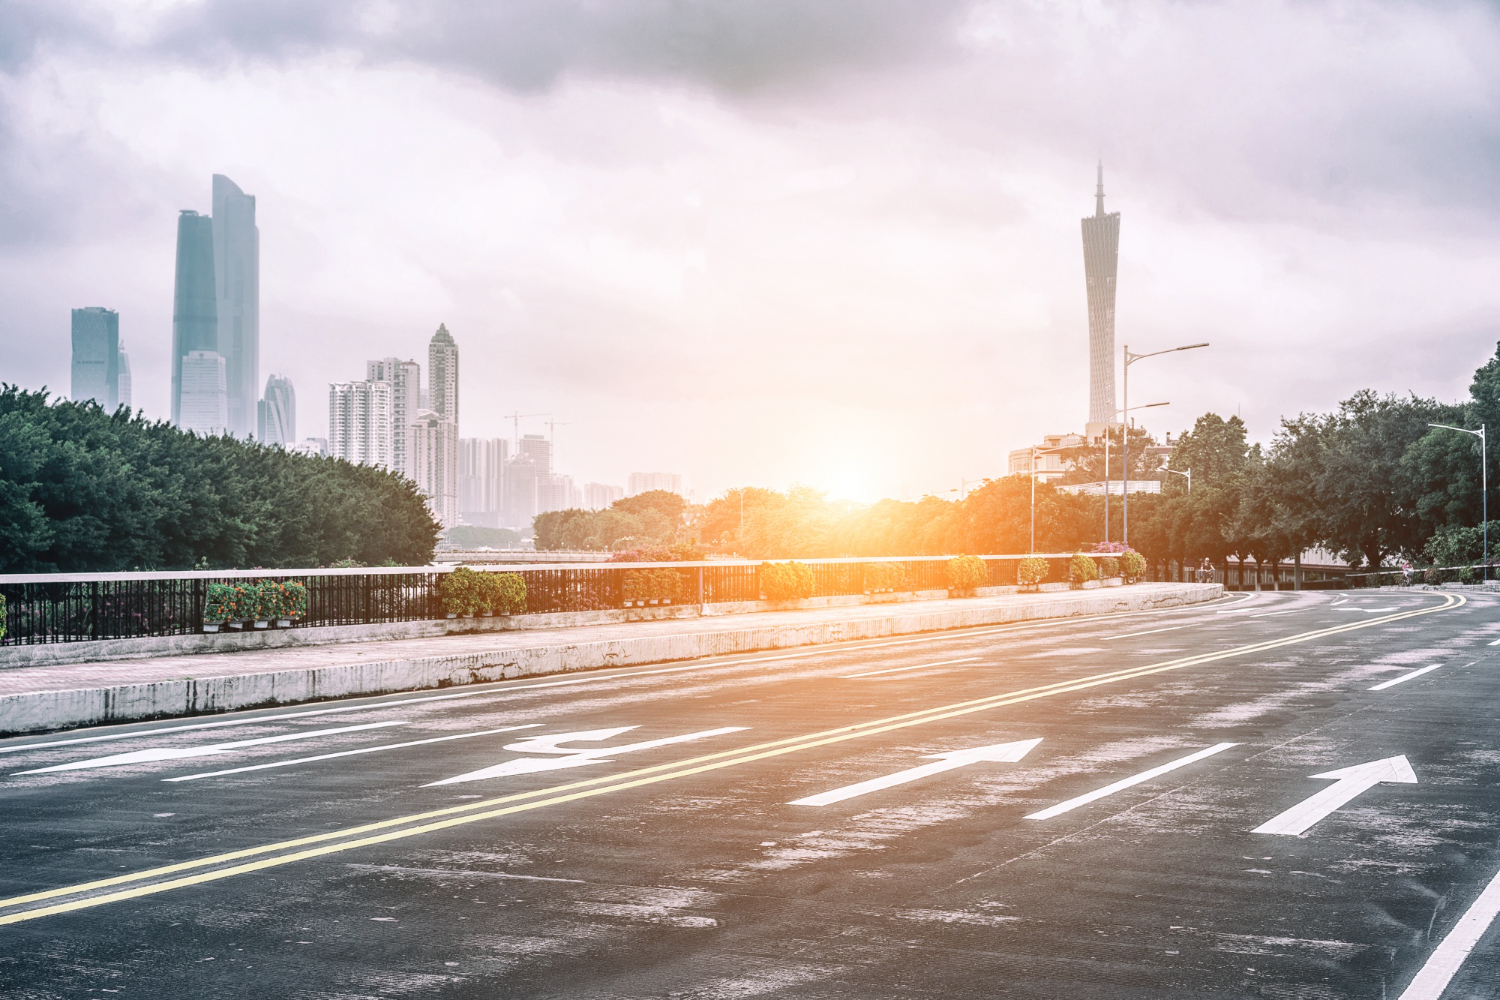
(203, 582, 234, 632)
(264, 580, 309, 627)
(623, 571, 647, 608)
(438, 567, 483, 618)
(946, 555, 987, 597)
(492, 573, 526, 616)
(1017, 557, 1049, 592)
(219, 581, 258, 629)
(1069, 553, 1101, 589)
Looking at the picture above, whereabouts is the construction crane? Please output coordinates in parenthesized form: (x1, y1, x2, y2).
(506, 411, 550, 450)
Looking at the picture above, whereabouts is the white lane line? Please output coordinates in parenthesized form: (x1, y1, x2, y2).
(1252, 755, 1418, 836)
(1487, 636, 1500, 646)
(1249, 609, 1301, 618)
(15, 722, 407, 775)
(1102, 625, 1190, 641)
(424, 726, 749, 786)
(344, 864, 586, 884)
(1024, 743, 1239, 820)
(163, 724, 543, 782)
(1, 597, 1242, 756)
(790, 739, 1041, 807)
(1369, 664, 1442, 691)
(1397, 864, 1500, 1000)
(1336, 606, 1399, 614)
(843, 656, 982, 678)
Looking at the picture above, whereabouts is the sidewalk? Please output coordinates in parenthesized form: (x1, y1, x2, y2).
(0, 583, 1220, 735)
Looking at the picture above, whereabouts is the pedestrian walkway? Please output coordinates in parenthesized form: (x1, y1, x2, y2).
(0, 583, 1218, 735)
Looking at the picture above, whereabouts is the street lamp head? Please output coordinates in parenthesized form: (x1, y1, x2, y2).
(1177, 342, 1210, 351)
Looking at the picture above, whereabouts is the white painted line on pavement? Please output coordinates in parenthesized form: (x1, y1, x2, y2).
(1397, 863, 1500, 1000)
(1024, 743, 1239, 820)
(1487, 636, 1500, 645)
(163, 724, 544, 782)
(789, 738, 1041, 807)
(1103, 625, 1190, 641)
(843, 656, 981, 678)
(15, 722, 409, 775)
(1252, 755, 1418, 836)
(1369, 665, 1442, 691)
(1249, 609, 1301, 618)
(424, 726, 749, 786)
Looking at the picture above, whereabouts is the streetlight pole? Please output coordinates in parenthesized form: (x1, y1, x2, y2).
(1106, 401, 1169, 545)
(1430, 422, 1488, 581)
(1123, 342, 1209, 546)
(1164, 467, 1191, 492)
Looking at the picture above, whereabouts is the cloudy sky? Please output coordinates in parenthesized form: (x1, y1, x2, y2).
(3, 0, 1499, 501)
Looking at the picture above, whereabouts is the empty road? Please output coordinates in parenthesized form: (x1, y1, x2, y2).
(2, 589, 1497, 999)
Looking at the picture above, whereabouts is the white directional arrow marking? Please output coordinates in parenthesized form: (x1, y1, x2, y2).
(422, 726, 748, 786)
(1252, 755, 1418, 836)
(789, 739, 1042, 807)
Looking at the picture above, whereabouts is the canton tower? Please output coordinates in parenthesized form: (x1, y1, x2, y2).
(1081, 162, 1120, 427)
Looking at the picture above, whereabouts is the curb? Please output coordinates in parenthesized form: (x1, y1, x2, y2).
(0, 584, 1220, 736)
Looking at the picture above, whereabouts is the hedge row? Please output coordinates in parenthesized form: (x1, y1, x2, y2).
(204, 580, 309, 622)
(436, 567, 528, 617)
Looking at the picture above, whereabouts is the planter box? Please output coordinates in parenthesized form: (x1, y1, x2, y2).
(253, 620, 270, 629)
(276, 618, 293, 627)
(203, 622, 224, 633)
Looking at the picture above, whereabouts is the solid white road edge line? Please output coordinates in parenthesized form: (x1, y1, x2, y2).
(1397, 862, 1500, 1000)
(842, 656, 982, 678)
(162, 724, 544, 782)
(1024, 743, 1240, 820)
(1369, 664, 1443, 691)
(15, 721, 409, 775)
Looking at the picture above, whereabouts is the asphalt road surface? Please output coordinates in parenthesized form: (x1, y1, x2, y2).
(2, 589, 1498, 999)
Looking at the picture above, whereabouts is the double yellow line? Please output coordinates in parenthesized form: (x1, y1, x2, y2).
(0, 592, 1462, 926)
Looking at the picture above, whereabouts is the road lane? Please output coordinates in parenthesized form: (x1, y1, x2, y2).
(2, 589, 1497, 998)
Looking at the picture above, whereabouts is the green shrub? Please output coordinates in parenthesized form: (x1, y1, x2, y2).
(1018, 557, 1049, 588)
(623, 570, 649, 603)
(1069, 553, 1100, 586)
(438, 566, 485, 616)
(0, 592, 6, 641)
(205, 581, 259, 621)
(865, 562, 909, 593)
(761, 561, 815, 601)
(485, 573, 526, 615)
(649, 568, 682, 602)
(946, 555, 987, 595)
(1121, 551, 1146, 583)
(1096, 556, 1120, 579)
(1459, 565, 1479, 585)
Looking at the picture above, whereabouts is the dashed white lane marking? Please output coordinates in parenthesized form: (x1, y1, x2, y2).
(1335, 607, 1400, 614)
(1252, 755, 1418, 836)
(1369, 664, 1442, 691)
(1487, 636, 1500, 645)
(1397, 863, 1500, 1000)
(15, 722, 408, 775)
(423, 726, 749, 786)
(1102, 625, 1190, 641)
(1024, 743, 1239, 820)
(1249, 609, 1302, 618)
(163, 724, 544, 782)
(789, 738, 1041, 807)
(843, 656, 982, 678)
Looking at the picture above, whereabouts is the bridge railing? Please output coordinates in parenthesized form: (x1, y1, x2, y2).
(0, 555, 1093, 646)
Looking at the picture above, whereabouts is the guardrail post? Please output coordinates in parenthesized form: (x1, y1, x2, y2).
(696, 565, 704, 608)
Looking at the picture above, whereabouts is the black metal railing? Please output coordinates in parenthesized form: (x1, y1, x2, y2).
(0, 554, 1098, 647)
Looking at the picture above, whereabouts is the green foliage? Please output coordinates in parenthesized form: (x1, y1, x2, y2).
(864, 561, 909, 593)
(1458, 565, 1479, 584)
(476, 572, 527, 615)
(0, 386, 439, 571)
(761, 561, 815, 601)
(204, 581, 259, 621)
(534, 490, 688, 552)
(946, 555, 987, 594)
(1018, 557, 1049, 587)
(623, 568, 682, 603)
(1121, 551, 1146, 582)
(0, 592, 7, 641)
(438, 566, 486, 616)
(1070, 553, 1100, 585)
(1095, 556, 1120, 578)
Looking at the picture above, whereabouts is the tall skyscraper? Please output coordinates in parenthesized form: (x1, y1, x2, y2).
(367, 358, 421, 477)
(411, 409, 460, 528)
(428, 324, 459, 425)
(257, 374, 296, 447)
(70, 307, 119, 410)
(459, 437, 507, 527)
(628, 472, 683, 496)
(180, 350, 229, 435)
(1081, 162, 1121, 429)
(171, 210, 219, 426)
(502, 434, 550, 530)
(328, 380, 393, 467)
(116, 340, 132, 410)
(213, 175, 260, 438)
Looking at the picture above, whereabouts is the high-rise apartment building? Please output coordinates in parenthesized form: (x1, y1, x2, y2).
(1082, 163, 1121, 430)
(428, 324, 458, 425)
(539, 474, 582, 513)
(180, 351, 229, 435)
(583, 482, 624, 511)
(213, 175, 259, 438)
(328, 380, 393, 468)
(367, 358, 421, 478)
(502, 434, 551, 530)
(257, 374, 296, 447)
(171, 210, 219, 426)
(70, 307, 119, 410)
(459, 437, 507, 527)
(411, 409, 459, 528)
(628, 472, 683, 496)
(116, 340, 132, 410)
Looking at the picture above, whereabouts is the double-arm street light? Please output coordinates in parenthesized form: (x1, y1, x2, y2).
(1429, 422, 1488, 581)
(1164, 466, 1192, 492)
(1123, 341, 1209, 545)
